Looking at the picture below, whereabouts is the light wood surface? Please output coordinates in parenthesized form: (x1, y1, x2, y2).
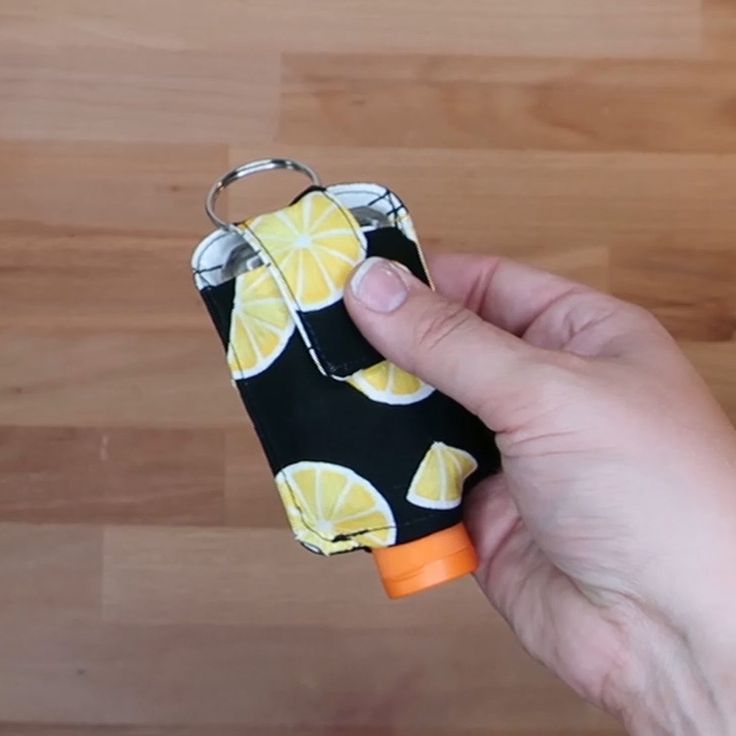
(1, 1, 734, 734)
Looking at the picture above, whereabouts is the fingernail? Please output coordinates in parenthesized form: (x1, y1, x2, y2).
(350, 257, 409, 313)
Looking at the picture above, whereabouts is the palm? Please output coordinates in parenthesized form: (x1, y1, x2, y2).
(428, 252, 674, 710)
(346, 249, 736, 730)
(465, 472, 629, 709)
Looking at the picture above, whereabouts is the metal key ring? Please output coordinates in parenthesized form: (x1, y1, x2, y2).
(205, 158, 322, 232)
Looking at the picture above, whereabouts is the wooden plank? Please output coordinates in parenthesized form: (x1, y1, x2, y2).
(610, 244, 736, 341)
(231, 146, 736, 256)
(0, 141, 226, 237)
(280, 56, 736, 154)
(224, 426, 285, 528)
(0, 332, 242, 428)
(703, 0, 736, 59)
(0, 47, 278, 145)
(0, 524, 101, 625)
(0, 618, 618, 730)
(0, 234, 204, 331)
(1, 1, 733, 733)
(0, 728, 623, 736)
(0, 729, 623, 736)
(0, 428, 225, 525)
(0, 524, 622, 730)
(98, 527, 619, 730)
(102, 526, 488, 628)
(0, 0, 701, 59)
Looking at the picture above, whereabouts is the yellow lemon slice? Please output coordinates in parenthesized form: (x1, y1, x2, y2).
(347, 361, 435, 405)
(276, 461, 396, 555)
(248, 192, 364, 312)
(227, 266, 294, 379)
(406, 442, 478, 510)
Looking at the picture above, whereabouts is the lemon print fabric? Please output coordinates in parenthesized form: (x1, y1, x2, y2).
(227, 266, 295, 380)
(195, 181, 500, 557)
(347, 360, 435, 406)
(406, 442, 479, 511)
(247, 191, 365, 313)
(276, 461, 397, 555)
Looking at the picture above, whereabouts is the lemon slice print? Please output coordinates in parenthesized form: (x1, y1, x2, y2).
(347, 361, 435, 405)
(227, 266, 295, 379)
(248, 191, 364, 312)
(276, 461, 396, 555)
(406, 442, 478, 510)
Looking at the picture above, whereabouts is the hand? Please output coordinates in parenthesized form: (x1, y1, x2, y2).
(345, 252, 736, 735)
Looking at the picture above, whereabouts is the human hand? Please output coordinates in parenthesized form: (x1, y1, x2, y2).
(344, 252, 736, 735)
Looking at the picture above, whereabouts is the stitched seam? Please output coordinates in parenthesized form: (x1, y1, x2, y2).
(192, 228, 232, 286)
(327, 184, 414, 238)
(277, 466, 453, 542)
(236, 376, 290, 486)
(279, 476, 395, 544)
(321, 188, 369, 257)
(299, 319, 379, 377)
(238, 224, 325, 376)
(243, 192, 368, 378)
(303, 190, 369, 377)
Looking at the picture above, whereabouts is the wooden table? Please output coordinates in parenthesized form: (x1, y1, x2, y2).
(1, 2, 734, 733)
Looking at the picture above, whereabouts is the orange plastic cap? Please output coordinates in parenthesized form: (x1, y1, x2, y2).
(373, 523, 478, 599)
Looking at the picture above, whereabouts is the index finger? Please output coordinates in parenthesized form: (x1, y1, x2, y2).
(424, 251, 592, 337)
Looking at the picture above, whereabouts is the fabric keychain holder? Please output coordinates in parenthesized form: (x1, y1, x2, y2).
(193, 160, 500, 598)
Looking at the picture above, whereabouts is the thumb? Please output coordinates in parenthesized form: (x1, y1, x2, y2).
(344, 257, 544, 431)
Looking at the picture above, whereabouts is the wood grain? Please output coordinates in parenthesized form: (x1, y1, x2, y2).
(0, 428, 225, 525)
(280, 55, 736, 153)
(0, 141, 227, 236)
(0, 332, 242, 428)
(704, 0, 736, 59)
(0, 0, 702, 58)
(0, 48, 279, 144)
(0, 233, 202, 330)
(1, 0, 734, 733)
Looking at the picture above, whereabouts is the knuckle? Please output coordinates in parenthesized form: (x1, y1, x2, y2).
(613, 300, 674, 346)
(540, 348, 589, 376)
(412, 301, 475, 356)
(509, 351, 590, 415)
(567, 292, 670, 344)
(623, 302, 665, 332)
(588, 293, 658, 331)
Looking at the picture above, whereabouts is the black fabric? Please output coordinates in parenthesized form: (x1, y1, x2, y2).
(199, 225, 501, 549)
(296, 228, 431, 378)
(201, 277, 234, 350)
(299, 301, 383, 377)
(236, 329, 499, 545)
(367, 227, 431, 283)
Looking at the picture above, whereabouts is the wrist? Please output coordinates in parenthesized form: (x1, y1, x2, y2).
(679, 614, 736, 735)
(609, 603, 736, 736)
(612, 476, 736, 735)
